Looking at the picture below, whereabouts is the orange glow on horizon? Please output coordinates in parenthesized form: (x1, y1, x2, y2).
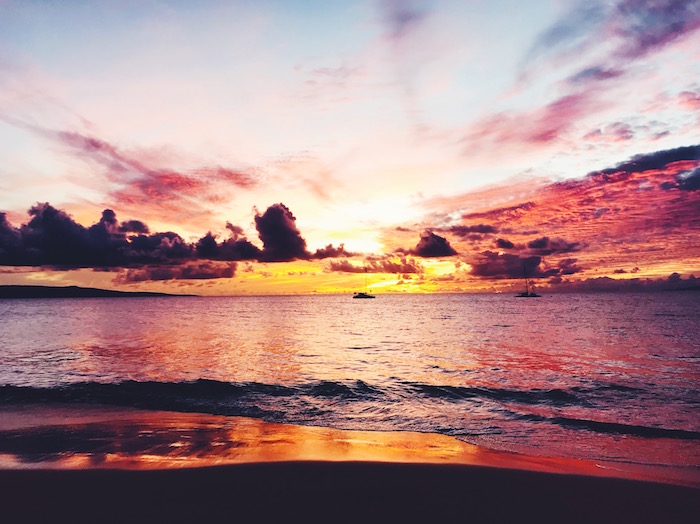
(1, 157, 698, 295)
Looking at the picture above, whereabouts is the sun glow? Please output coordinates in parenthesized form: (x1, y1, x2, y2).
(0, 1, 698, 295)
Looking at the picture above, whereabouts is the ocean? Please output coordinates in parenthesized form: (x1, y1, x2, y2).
(1, 292, 698, 478)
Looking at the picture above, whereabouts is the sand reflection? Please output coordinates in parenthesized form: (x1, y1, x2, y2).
(1, 404, 695, 488)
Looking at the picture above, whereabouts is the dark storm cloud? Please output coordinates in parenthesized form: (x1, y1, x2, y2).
(253, 203, 309, 262)
(552, 273, 699, 292)
(23, 204, 101, 267)
(661, 167, 700, 191)
(328, 259, 366, 273)
(527, 237, 548, 249)
(448, 224, 498, 236)
(376, 258, 423, 274)
(469, 252, 543, 279)
(591, 144, 700, 178)
(557, 258, 582, 275)
(526, 236, 581, 255)
(118, 220, 150, 234)
(195, 232, 261, 261)
(117, 262, 237, 283)
(469, 251, 582, 280)
(0, 212, 22, 251)
(0, 202, 353, 279)
(123, 231, 193, 265)
(677, 168, 700, 191)
(249, 203, 353, 262)
(328, 257, 423, 274)
(225, 222, 245, 238)
(0, 203, 136, 268)
(405, 230, 457, 257)
(311, 244, 355, 259)
(496, 238, 515, 249)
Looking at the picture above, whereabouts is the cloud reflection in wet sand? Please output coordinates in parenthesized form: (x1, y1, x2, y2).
(0, 404, 696, 488)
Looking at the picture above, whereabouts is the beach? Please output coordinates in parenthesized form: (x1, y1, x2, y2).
(3, 461, 699, 523)
(2, 0, 700, 519)
(1, 405, 698, 523)
(1, 294, 698, 522)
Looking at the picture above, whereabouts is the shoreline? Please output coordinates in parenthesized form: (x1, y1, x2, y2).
(1, 404, 698, 522)
(0, 403, 697, 486)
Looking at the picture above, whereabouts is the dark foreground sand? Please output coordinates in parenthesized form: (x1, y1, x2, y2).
(1, 462, 698, 523)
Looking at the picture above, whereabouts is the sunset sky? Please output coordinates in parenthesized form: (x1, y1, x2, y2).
(1, 0, 699, 294)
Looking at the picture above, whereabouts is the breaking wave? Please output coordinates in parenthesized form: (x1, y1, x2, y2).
(1, 379, 696, 441)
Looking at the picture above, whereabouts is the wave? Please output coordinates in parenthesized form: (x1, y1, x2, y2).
(403, 383, 583, 405)
(0, 379, 381, 411)
(403, 381, 652, 406)
(513, 413, 700, 440)
(0, 379, 633, 410)
(1, 379, 695, 441)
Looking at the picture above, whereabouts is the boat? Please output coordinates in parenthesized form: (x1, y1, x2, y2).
(353, 267, 375, 299)
(516, 265, 540, 298)
(516, 288, 540, 298)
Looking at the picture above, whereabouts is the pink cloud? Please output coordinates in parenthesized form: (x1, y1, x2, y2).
(496, 1, 700, 156)
(415, 144, 700, 283)
(678, 89, 700, 110)
(9, 123, 260, 227)
(466, 91, 600, 150)
(584, 122, 634, 142)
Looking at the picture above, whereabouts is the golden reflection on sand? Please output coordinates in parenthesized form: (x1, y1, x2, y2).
(0, 404, 695, 487)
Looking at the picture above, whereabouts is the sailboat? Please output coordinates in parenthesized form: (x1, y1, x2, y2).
(516, 264, 540, 298)
(353, 267, 375, 299)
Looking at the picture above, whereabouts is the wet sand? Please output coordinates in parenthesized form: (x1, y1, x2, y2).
(0, 405, 698, 523)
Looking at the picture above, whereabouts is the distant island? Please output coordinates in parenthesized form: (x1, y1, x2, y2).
(0, 285, 194, 299)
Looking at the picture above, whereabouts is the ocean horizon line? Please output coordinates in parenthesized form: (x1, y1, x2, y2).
(1, 283, 700, 299)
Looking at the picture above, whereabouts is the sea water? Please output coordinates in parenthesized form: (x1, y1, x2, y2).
(0, 293, 698, 473)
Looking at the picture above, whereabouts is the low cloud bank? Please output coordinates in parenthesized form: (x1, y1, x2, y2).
(0, 202, 352, 281)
